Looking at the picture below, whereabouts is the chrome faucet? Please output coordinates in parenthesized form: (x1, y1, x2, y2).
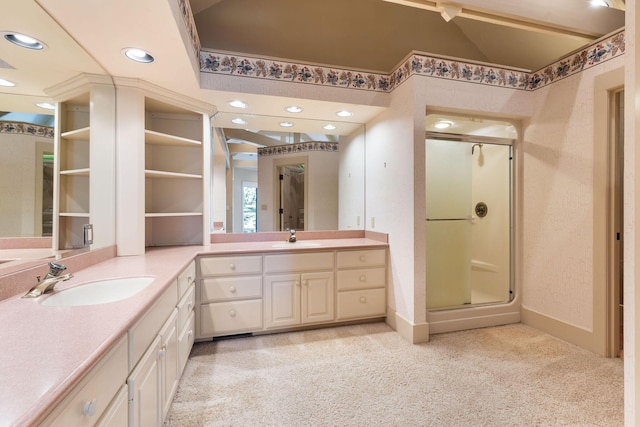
(22, 262, 73, 298)
(288, 229, 297, 243)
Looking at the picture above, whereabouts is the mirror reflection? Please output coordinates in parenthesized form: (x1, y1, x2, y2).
(211, 112, 365, 233)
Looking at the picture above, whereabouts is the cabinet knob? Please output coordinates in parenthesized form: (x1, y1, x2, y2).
(187, 301, 193, 311)
(229, 309, 237, 317)
(82, 399, 96, 417)
(229, 286, 237, 293)
(359, 275, 366, 282)
(188, 330, 193, 338)
(303, 280, 308, 286)
(229, 263, 236, 270)
(360, 256, 366, 262)
(359, 297, 366, 303)
(295, 281, 300, 287)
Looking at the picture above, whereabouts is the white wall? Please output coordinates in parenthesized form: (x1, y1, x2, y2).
(338, 127, 365, 230)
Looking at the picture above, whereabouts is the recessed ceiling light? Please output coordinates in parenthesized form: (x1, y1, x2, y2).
(123, 48, 154, 63)
(286, 106, 303, 113)
(0, 78, 15, 87)
(434, 120, 454, 129)
(280, 121, 294, 128)
(337, 110, 353, 117)
(229, 100, 248, 109)
(36, 102, 55, 110)
(3, 33, 45, 50)
(590, 0, 609, 6)
(231, 118, 247, 125)
(323, 124, 337, 130)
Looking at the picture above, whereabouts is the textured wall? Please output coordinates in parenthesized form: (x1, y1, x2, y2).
(522, 55, 625, 331)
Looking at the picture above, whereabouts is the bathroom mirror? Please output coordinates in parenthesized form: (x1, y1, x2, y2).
(0, 0, 113, 274)
(211, 112, 365, 233)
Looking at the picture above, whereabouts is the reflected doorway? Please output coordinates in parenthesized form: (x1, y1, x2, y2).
(278, 164, 305, 231)
(242, 181, 257, 233)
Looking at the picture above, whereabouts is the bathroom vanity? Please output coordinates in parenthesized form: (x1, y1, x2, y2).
(0, 232, 387, 427)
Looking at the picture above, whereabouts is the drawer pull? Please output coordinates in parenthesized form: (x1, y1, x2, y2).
(359, 275, 366, 282)
(82, 399, 96, 417)
(229, 263, 236, 270)
(360, 256, 365, 262)
(229, 286, 237, 293)
(360, 297, 366, 303)
(229, 309, 237, 317)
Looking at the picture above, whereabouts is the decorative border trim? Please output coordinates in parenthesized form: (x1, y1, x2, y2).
(258, 141, 339, 157)
(177, 0, 201, 63)
(201, 30, 625, 92)
(0, 121, 54, 138)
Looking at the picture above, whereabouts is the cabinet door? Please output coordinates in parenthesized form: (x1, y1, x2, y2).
(96, 385, 128, 427)
(159, 310, 179, 420)
(128, 335, 161, 427)
(301, 272, 334, 324)
(264, 274, 300, 328)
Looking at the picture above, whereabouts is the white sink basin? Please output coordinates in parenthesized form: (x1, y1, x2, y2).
(271, 241, 322, 248)
(41, 277, 155, 307)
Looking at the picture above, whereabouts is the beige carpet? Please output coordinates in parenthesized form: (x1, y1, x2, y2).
(164, 322, 623, 426)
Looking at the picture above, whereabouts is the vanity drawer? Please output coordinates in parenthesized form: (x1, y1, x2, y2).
(42, 336, 128, 427)
(177, 284, 195, 331)
(201, 276, 262, 302)
(336, 288, 386, 320)
(177, 261, 196, 299)
(337, 249, 386, 269)
(264, 252, 334, 273)
(178, 312, 195, 374)
(200, 255, 262, 276)
(336, 267, 386, 291)
(200, 300, 263, 336)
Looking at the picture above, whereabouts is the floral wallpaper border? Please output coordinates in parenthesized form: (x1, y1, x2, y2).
(176, 0, 201, 63)
(258, 141, 339, 157)
(0, 121, 54, 138)
(200, 30, 625, 92)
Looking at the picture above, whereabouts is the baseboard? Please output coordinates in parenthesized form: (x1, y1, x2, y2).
(386, 308, 429, 344)
(521, 307, 603, 356)
(428, 311, 520, 334)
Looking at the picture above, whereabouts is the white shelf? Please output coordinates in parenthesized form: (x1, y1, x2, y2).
(60, 168, 90, 176)
(145, 212, 203, 218)
(145, 169, 202, 179)
(145, 129, 201, 147)
(61, 126, 91, 141)
(59, 212, 90, 218)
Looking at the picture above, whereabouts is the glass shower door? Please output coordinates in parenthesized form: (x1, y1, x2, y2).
(426, 138, 512, 309)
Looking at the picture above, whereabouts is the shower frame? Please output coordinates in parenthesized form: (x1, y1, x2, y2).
(425, 130, 519, 333)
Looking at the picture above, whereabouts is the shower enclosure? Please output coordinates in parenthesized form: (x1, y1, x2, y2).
(425, 133, 513, 310)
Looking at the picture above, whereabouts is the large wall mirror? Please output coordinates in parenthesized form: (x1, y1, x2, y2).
(211, 112, 365, 233)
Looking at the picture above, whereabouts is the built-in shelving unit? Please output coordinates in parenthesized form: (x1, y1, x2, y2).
(55, 95, 91, 249)
(144, 96, 206, 247)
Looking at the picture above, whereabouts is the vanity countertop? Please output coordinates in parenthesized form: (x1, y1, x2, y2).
(0, 236, 387, 426)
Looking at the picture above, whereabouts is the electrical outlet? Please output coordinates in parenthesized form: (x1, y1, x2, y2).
(83, 224, 93, 246)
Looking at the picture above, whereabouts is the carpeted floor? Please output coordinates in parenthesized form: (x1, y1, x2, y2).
(164, 322, 623, 427)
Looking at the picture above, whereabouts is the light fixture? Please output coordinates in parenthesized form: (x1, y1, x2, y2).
(231, 118, 247, 125)
(36, 102, 55, 110)
(286, 106, 303, 113)
(323, 124, 337, 130)
(123, 48, 154, 63)
(434, 120, 454, 129)
(336, 110, 353, 117)
(0, 78, 15, 87)
(3, 33, 45, 50)
(279, 121, 294, 128)
(590, 0, 610, 6)
(229, 100, 248, 109)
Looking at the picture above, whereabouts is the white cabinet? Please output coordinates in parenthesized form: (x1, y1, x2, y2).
(336, 249, 387, 320)
(96, 385, 128, 427)
(41, 336, 128, 427)
(159, 310, 179, 420)
(197, 255, 263, 338)
(264, 252, 335, 329)
(128, 335, 162, 427)
(264, 271, 334, 329)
